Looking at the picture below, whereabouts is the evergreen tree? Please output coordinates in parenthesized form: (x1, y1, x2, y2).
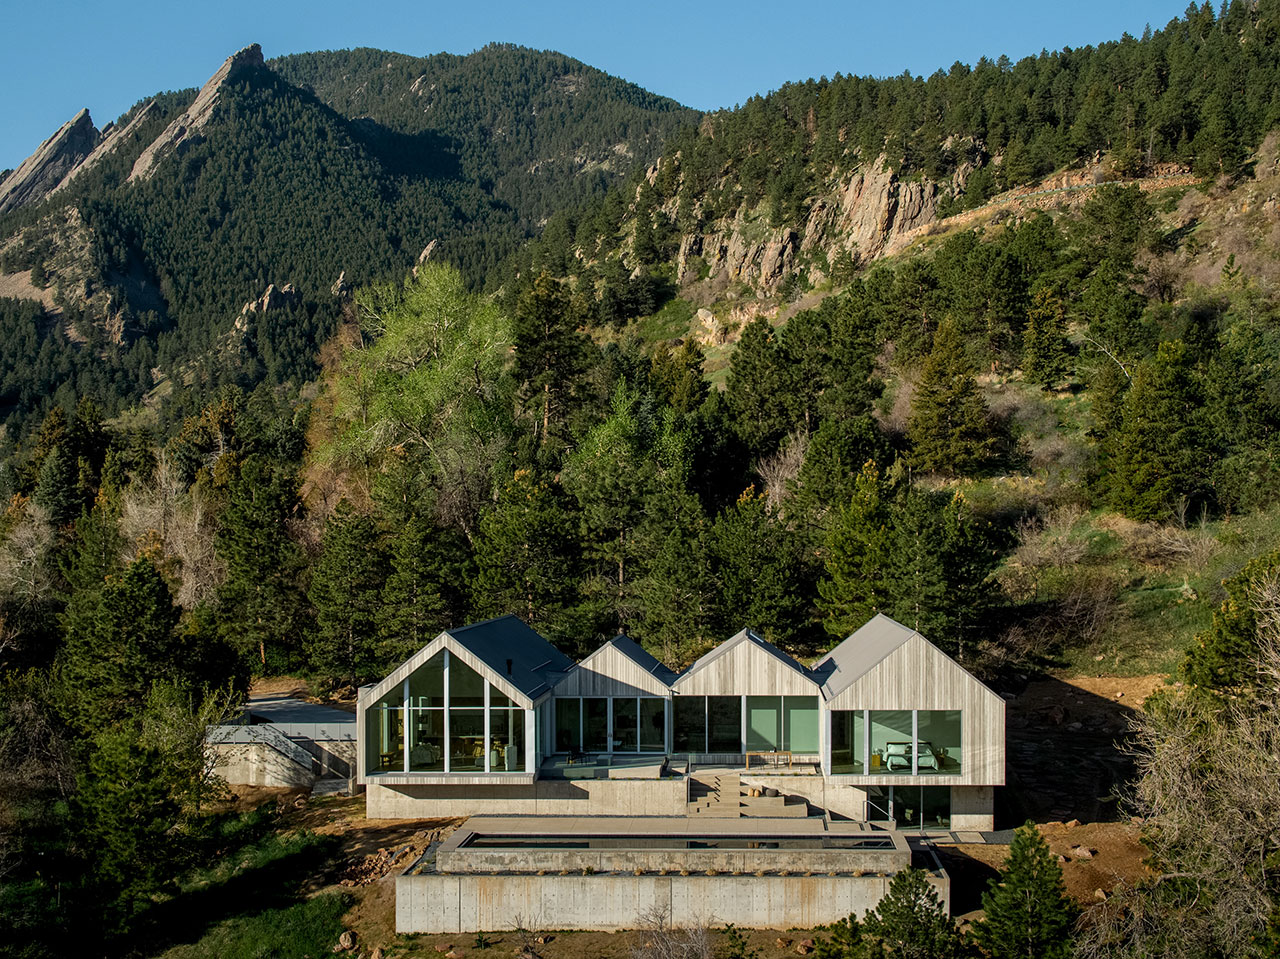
(908, 319, 995, 477)
(58, 556, 182, 733)
(725, 317, 789, 456)
(707, 488, 813, 647)
(472, 470, 583, 642)
(816, 867, 972, 959)
(817, 462, 893, 637)
(34, 445, 84, 527)
(972, 821, 1077, 959)
(307, 502, 389, 687)
(214, 456, 309, 671)
(1022, 287, 1071, 388)
(1106, 340, 1216, 521)
(378, 515, 467, 666)
(1182, 548, 1280, 693)
(512, 271, 590, 450)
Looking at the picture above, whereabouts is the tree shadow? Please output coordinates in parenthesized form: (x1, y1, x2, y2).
(134, 819, 344, 955)
(999, 676, 1143, 826)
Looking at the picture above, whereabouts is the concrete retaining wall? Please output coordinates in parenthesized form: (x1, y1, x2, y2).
(397, 872, 948, 932)
(367, 777, 688, 818)
(210, 742, 315, 788)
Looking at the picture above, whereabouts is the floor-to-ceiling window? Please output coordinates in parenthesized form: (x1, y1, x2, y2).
(829, 708, 963, 777)
(673, 697, 706, 752)
(368, 686, 405, 772)
(365, 649, 533, 775)
(550, 696, 667, 754)
(707, 696, 742, 753)
(746, 696, 821, 753)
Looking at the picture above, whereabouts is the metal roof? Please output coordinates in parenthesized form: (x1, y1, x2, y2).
(445, 614, 576, 700)
(812, 613, 920, 700)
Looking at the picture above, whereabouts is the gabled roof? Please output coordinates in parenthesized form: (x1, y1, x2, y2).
(672, 627, 818, 689)
(363, 615, 574, 707)
(812, 613, 923, 700)
(591, 635, 679, 687)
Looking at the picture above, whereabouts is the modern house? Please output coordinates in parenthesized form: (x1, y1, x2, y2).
(358, 613, 1004, 830)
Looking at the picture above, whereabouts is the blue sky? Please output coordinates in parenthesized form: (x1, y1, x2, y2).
(2, 0, 1189, 172)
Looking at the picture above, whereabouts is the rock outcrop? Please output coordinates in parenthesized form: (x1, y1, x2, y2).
(0, 109, 101, 215)
(674, 156, 940, 293)
(129, 44, 265, 182)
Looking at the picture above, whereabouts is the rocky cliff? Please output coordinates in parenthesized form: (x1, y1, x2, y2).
(667, 156, 944, 294)
(0, 109, 101, 215)
(129, 44, 264, 182)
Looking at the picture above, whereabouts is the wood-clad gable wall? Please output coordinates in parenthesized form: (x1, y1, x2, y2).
(824, 635, 1005, 785)
(674, 639, 820, 697)
(554, 645, 671, 697)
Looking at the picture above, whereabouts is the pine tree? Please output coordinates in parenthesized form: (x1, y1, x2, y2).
(816, 867, 972, 959)
(817, 461, 893, 637)
(512, 271, 590, 449)
(59, 556, 183, 733)
(1105, 340, 1216, 521)
(378, 515, 465, 666)
(472, 470, 583, 640)
(35, 445, 84, 527)
(214, 456, 309, 671)
(307, 502, 389, 687)
(1022, 287, 1071, 388)
(1182, 548, 1280, 693)
(973, 822, 1077, 959)
(908, 318, 996, 476)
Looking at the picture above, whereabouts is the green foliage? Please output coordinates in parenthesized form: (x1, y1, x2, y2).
(513, 272, 591, 450)
(1105, 340, 1217, 520)
(58, 555, 183, 732)
(972, 822, 1077, 959)
(1022, 287, 1072, 388)
(472, 470, 584, 643)
(214, 456, 309, 672)
(307, 502, 389, 686)
(378, 514, 468, 666)
(816, 867, 972, 959)
(818, 467, 998, 655)
(908, 319, 996, 477)
(1182, 548, 1280, 693)
(160, 892, 351, 959)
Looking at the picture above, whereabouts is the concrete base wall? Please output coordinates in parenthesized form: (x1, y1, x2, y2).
(367, 777, 688, 819)
(397, 872, 949, 933)
(950, 785, 994, 831)
(211, 742, 315, 788)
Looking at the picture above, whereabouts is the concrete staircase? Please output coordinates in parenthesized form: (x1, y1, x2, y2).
(687, 771, 809, 818)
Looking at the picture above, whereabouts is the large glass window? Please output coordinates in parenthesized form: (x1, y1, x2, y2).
(640, 698, 666, 753)
(831, 709, 963, 776)
(551, 697, 667, 753)
(584, 698, 609, 752)
(784, 697, 820, 753)
(916, 710, 962, 775)
(746, 696, 781, 751)
(368, 686, 404, 772)
(612, 699, 638, 751)
(408, 707, 444, 771)
(673, 697, 706, 753)
(870, 710, 915, 775)
(489, 706, 525, 771)
(365, 649, 533, 775)
(555, 698, 581, 752)
(708, 696, 742, 753)
(830, 710, 864, 774)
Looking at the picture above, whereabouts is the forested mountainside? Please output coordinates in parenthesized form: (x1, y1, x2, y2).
(0, 44, 696, 440)
(6, 4, 1280, 955)
(503, 1, 1280, 310)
